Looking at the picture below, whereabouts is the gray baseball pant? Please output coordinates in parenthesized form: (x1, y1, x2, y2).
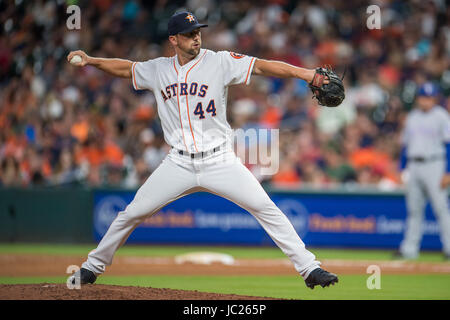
(400, 159, 450, 257)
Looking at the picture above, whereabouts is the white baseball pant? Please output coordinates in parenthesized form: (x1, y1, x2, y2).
(82, 147, 321, 279)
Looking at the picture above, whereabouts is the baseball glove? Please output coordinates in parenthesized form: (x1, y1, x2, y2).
(308, 67, 345, 107)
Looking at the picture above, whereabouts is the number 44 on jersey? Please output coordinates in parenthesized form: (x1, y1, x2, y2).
(194, 99, 216, 119)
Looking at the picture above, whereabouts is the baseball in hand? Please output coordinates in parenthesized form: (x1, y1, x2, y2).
(70, 55, 83, 65)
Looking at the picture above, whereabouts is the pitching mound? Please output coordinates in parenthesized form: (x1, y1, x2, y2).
(0, 284, 277, 300)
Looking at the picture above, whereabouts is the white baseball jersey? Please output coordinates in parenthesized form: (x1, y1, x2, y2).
(82, 47, 323, 281)
(402, 106, 450, 158)
(131, 49, 256, 153)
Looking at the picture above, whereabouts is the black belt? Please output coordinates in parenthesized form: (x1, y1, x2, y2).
(408, 155, 443, 163)
(174, 143, 225, 159)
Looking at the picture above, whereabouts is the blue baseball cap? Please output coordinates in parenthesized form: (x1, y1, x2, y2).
(168, 11, 208, 36)
(417, 82, 440, 97)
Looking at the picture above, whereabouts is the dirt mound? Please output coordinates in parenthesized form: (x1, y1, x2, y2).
(0, 284, 277, 300)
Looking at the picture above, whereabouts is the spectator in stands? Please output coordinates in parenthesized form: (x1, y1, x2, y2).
(0, 0, 448, 190)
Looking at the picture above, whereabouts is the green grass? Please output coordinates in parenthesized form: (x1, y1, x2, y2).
(0, 243, 286, 258)
(1, 243, 449, 299)
(1, 275, 449, 300)
(0, 243, 446, 262)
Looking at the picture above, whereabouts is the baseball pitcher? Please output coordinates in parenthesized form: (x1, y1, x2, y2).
(68, 11, 344, 289)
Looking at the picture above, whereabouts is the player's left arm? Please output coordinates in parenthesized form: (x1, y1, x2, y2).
(440, 111, 450, 189)
(252, 59, 317, 83)
(440, 143, 450, 189)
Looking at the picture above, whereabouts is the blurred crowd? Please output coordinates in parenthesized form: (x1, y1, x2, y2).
(1, 0, 449, 189)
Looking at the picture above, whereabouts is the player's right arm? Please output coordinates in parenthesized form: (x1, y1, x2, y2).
(439, 109, 450, 189)
(67, 50, 132, 78)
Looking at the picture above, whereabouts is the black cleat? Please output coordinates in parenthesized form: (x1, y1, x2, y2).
(392, 250, 404, 260)
(305, 268, 338, 289)
(392, 250, 417, 260)
(70, 268, 97, 285)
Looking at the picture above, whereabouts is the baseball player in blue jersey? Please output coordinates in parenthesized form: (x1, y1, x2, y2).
(396, 82, 450, 260)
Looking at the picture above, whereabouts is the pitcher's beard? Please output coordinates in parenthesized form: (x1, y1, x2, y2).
(188, 47, 200, 56)
(179, 43, 201, 59)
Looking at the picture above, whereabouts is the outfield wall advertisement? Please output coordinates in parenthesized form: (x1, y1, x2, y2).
(93, 190, 443, 250)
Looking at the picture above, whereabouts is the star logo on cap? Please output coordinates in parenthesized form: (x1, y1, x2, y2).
(185, 14, 195, 23)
